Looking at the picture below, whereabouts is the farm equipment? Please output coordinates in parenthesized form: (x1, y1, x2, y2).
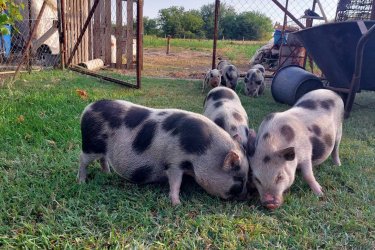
(292, 20, 375, 117)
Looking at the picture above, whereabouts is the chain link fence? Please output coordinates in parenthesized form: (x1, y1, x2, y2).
(213, 0, 340, 73)
(0, 0, 60, 74)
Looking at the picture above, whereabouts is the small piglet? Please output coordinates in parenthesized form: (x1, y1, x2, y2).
(248, 89, 344, 209)
(244, 64, 265, 97)
(217, 60, 239, 90)
(202, 69, 221, 93)
(78, 100, 249, 205)
(203, 86, 253, 150)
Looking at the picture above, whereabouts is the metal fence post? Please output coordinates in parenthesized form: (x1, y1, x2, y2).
(212, 0, 220, 69)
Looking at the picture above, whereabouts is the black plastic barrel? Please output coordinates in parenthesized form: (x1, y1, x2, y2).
(271, 65, 323, 106)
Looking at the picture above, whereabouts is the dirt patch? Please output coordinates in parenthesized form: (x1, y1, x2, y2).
(142, 48, 212, 79)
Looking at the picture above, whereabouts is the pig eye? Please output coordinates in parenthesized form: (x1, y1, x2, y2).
(254, 177, 262, 186)
(211, 73, 214, 77)
(276, 175, 283, 184)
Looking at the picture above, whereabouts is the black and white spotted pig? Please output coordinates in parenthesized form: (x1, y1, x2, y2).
(248, 89, 344, 209)
(244, 64, 265, 97)
(78, 100, 249, 205)
(203, 86, 253, 150)
(202, 69, 221, 93)
(217, 60, 239, 90)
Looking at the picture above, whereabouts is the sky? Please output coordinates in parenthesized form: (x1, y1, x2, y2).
(143, 0, 338, 26)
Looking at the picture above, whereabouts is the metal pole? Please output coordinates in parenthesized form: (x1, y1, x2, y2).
(136, 0, 144, 89)
(57, 0, 65, 69)
(66, 0, 100, 66)
(13, 0, 47, 80)
(212, 0, 220, 69)
(371, 0, 375, 20)
(28, 0, 32, 72)
(271, 0, 305, 29)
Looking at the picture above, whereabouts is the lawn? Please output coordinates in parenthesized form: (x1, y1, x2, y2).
(0, 70, 374, 248)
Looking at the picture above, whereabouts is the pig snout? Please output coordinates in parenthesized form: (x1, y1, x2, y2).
(262, 193, 282, 210)
(211, 79, 220, 87)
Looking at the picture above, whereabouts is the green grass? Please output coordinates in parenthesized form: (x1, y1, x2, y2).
(144, 35, 263, 61)
(0, 70, 374, 248)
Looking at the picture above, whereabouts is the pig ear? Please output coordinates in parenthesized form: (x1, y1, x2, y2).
(223, 150, 240, 171)
(277, 147, 295, 161)
(247, 129, 257, 157)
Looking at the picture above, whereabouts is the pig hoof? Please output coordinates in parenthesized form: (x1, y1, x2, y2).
(171, 199, 181, 206)
(313, 187, 324, 196)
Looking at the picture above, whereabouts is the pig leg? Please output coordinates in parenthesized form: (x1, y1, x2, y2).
(78, 153, 101, 183)
(166, 168, 184, 205)
(100, 157, 111, 173)
(332, 125, 342, 166)
(300, 160, 324, 196)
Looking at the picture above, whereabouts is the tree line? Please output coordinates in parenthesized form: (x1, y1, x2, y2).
(144, 3, 273, 41)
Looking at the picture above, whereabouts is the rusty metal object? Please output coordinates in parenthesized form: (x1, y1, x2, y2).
(136, 0, 143, 88)
(345, 22, 375, 117)
(70, 65, 137, 88)
(212, 0, 220, 69)
(13, 0, 47, 80)
(271, 0, 305, 29)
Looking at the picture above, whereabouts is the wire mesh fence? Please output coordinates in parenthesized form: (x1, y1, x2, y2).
(0, 0, 60, 74)
(213, 0, 340, 73)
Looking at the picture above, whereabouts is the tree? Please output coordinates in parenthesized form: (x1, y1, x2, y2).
(143, 16, 160, 36)
(200, 3, 236, 39)
(181, 10, 204, 38)
(0, 0, 23, 35)
(158, 6, 185, 37)
(234, 12, 273, 40)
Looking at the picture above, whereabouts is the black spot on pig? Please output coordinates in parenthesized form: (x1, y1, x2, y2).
(231, 125, 237, 132)
(177, 118, 213, 155)
(320, 99, 335, 110)
(207, 88, 235, 101)
(232, 112, 243, 122)
(132, 120, 158, 153)
(324, 134, 333, 147)
(263, 155, 271, 163)
(214, 101, 223, 108)
(124, 106, 151, 128)
(311, 124, 322, 136)
(296, 99, 317, 110)
(92, 100, 124, 128)
(163, 163, 170, 170)
(81, 111, 107, 154)
(158, 111, 168, 116)
(280, 125, 295, 142)
(130, 165, 153, 183)
(263, 132, 270, 140)
(264, 113, 275, 122)
(162, 113, 187, 134)
(180, 161, 194, 171)
(310, 136, 325, 161)
(214, 116, 225, 130)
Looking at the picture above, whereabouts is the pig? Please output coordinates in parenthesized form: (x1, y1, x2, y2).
(202, 69, 221, 93)
(247, 89, 344, 209)
(217, 60, 239, 90)
(244, 64, 265, 97)
(203, 86, 252, 150)
(78, 100, 249, 205)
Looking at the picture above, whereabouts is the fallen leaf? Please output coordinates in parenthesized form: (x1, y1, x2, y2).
(17, 115, 24, 123)
(76, 89, 88, 100)
(46, 140, 56, 147)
